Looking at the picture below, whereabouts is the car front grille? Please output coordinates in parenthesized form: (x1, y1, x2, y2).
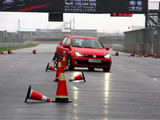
(76, 60, 111, 66)
(84, 55, 104, 58)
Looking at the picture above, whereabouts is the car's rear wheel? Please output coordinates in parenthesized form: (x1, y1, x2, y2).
(68, 55, 74, 70)
(103, 68, 110, 72)
(88, 67, 95, 71)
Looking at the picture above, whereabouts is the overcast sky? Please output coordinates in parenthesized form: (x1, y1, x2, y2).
(0, 0, 159, 33)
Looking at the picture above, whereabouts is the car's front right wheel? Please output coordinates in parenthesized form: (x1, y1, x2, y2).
(67, 55, 74, 70)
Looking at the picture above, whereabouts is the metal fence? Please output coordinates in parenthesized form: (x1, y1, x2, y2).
(0, 31, 34, 47)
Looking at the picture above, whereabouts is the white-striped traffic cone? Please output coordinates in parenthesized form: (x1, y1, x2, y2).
(8, 50, 15, 54)
(33, 50, 38, 54)
(46, 63, 57, 71)
(0, 51, 6, 55)
(62, 55, 67, 71)
(128, 53, 135, 57)
(52, 67, 71, 102)
(69, 71, 86, 82)
(154, 53, 157, 59)
(25, 85, 51, 103)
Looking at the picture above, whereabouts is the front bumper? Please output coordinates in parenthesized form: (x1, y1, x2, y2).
(72, 56, 112, 68)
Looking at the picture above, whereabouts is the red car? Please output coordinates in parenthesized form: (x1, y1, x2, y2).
(53, 35, 112, 72)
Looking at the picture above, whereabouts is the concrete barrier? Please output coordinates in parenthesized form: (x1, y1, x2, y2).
(124, 27, 160, 56)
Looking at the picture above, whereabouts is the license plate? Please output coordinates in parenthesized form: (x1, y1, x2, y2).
(88, 59, 101, 63)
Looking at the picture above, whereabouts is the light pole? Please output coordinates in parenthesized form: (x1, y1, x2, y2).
(18, 19, 21, 30)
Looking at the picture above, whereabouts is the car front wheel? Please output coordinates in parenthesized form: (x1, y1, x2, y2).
(67, 55, 74, 70)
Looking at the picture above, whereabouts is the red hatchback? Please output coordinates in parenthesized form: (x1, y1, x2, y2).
(53, 35, 112, 72)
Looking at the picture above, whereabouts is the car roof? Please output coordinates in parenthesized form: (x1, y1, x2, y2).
(65, 35, 98, 40)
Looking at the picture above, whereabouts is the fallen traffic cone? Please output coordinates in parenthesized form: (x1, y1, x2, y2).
(143, 54, 148, 57)
(113, 52, 119, 56)
(33, 50, 38, 54)
(154, 53, 157, 59)
(25, 85, 51, 103)
(55, 59, 62, 82)
(128, 53, 135, 57)
(62, 54, 68, 70)
(8, 50, 15, 54)
(53, 67, 71, 102)
(69, 71, 86, 82)
(136, 54, 142, 57)
(0, 51, 6, 55)
(46, 63, 57, 71)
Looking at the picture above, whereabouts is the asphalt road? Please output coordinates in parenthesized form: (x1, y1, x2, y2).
(0, 43, 160, 120)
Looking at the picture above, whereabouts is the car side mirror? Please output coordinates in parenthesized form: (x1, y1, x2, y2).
(105, 47, 109, 50)
(63, 44, 69, 48)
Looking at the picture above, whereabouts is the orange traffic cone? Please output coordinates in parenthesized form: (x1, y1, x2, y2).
(46, 63, 57, 71)
(69, 71, 86, 82)
(25, 85, 51, 103)
(0, 51, 6, 55)
(143, 54, 148, 57)
(55, 59, 62, 82)
(128, 53, 135, 57)
(53, 67, 71, 102)
(8, 50, 15, 54)
(136, 54, 142, 57)
(154, 53, 157, 59)
(62, 55, 67, 70)
(113, 52, 119, 56)
(33, 50, 38, 54)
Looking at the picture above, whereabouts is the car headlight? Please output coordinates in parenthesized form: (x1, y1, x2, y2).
(75, 52, 84, 57)
(104, 54, 111, 58)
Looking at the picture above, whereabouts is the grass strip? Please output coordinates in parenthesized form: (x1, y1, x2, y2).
(0, 43, 40, 51)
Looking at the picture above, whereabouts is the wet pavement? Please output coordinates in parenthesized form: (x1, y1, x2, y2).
(0, 43, 160, 119)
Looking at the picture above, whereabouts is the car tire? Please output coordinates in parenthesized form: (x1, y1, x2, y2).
(53, 54, 58, 68)
(88, 67, 95, 71)
(103, 68, 110, 72)
(68, 55, 74, 70)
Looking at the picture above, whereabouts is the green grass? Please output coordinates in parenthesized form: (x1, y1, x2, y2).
(0, 43, 40, 51)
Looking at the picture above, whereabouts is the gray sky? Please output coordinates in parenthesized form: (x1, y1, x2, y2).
(0, 0, 159, 33)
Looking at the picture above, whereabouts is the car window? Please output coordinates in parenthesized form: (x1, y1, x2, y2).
(92, 40, 104, 48)
(72, 38, 104, 49)
(60, 37, 68, 45)
(65, 37, 70, 45)
(72, 38, 83, 47)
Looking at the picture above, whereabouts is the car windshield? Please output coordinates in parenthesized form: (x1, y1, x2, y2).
(72, 38, 104, 49)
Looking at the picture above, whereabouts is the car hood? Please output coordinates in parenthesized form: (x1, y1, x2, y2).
(72, 47, 109, 56)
